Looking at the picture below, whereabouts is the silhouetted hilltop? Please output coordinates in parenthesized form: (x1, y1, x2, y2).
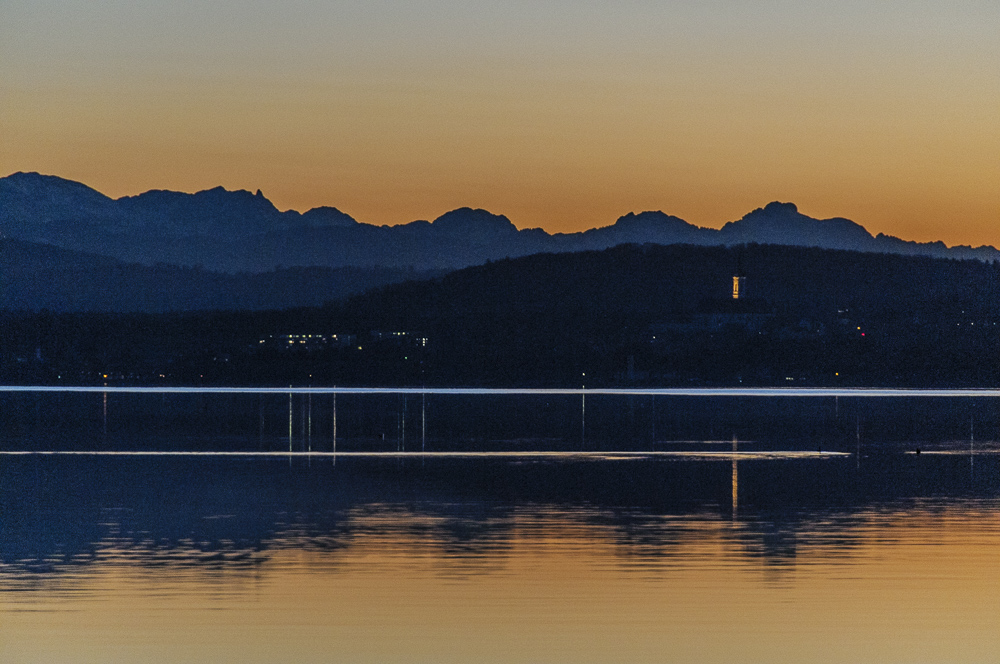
(300, 206, 356, 228)
(554, 211, 711, 251)
(431, 207, 518, 235)
(0, 172, 116, 237)
(717, 202, 874, 249)
(3, 172, 997, 273)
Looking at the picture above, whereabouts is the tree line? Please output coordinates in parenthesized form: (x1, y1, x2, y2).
(4, 243, 999, 387)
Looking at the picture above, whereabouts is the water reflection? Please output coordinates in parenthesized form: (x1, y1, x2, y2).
(2, 452, 999, 579)
(3, 452, 1000, 663)
(5, 394, 1000, 662)
(732, 434, 738, 519)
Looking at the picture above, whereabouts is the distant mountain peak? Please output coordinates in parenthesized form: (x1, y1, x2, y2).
(1, 171, 112, 200)
(5, 171, 70, 185)
(300, 206, 357, 227)
(614, 210, 693, 229)
(432, 207, 516, 234)
(759, 201, 798, 215)
(721, 201, 874, 249)
(0, 172, 114, 234)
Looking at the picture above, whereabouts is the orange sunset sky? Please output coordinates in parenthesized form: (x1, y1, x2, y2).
(2, 1, 998, 245)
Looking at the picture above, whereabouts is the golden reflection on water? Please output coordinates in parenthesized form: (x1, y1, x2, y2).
(3, 503, 1000, 664)
(732, 435, 739, 520)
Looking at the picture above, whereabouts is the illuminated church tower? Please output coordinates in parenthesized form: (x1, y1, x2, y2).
(732, 252, 746, 299)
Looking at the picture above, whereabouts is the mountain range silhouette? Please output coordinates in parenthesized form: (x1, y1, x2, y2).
(3, 172, 996, 275)
(4, 171, 999, 313)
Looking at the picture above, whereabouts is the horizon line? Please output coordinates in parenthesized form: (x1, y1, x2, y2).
(3, 386, 1000, 398)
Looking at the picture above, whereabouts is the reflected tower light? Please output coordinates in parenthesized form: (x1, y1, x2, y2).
(732, 434, 738, 520)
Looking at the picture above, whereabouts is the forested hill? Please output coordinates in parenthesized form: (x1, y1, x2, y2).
(320, 243, 1000, 386)
(6, 243, 1000, 387)
(336, 242, 999, 329)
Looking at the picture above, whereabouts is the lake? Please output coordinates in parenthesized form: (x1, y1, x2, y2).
(2, 389, 1000, 663)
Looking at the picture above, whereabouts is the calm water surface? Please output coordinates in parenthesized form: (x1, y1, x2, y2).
(2, 392, 1000, 663)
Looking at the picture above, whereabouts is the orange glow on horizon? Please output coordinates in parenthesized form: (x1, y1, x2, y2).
(3, 2, 998, 247)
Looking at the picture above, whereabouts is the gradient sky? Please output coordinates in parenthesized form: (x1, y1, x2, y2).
(2, 1, 998, 244)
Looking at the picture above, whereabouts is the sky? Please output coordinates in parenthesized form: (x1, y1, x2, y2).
(2, 1, 998, 245)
